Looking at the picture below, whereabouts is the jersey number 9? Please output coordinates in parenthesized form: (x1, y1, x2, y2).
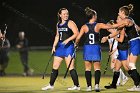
(89, 34, 95, 44)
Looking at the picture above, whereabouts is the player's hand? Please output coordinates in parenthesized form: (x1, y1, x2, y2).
(16, 45, 22, 48)
(62, 39, 69, 45)
(0, 37, 3, 40)
(0, 29, 2, 38)
(0, 34, 3, 40)
(74, 43, 78, 49)
(109, 51, 113, 56)
(101, 36, 108, 43)
(52, 46, 56, 54)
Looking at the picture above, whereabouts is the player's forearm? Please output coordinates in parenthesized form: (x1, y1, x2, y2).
(114, 37, 123, 43)
(75, 38, 80, 46)
(53, 35, 59, 47)
(107, 31, 120, 39)
(111, 48, 117, 54)
(67, 33, 78, 42)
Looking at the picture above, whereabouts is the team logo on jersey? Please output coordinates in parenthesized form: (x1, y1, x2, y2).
(58, 28, 68, 32)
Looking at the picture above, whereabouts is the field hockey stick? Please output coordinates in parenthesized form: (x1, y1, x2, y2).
(64, 46, 77, 79)
(1, 24, 7, 47)
(103, 38, 115, 75)
(42, 52, 54, 79)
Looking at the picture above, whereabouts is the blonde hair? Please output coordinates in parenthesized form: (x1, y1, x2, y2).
(119, 4, 134, 16)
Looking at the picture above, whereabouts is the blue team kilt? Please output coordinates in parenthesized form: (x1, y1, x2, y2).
(83, 44, 101, 62)
(117, 50, 128, 61)
(54, 41, 75, 57)
(129, 38, 140, 56)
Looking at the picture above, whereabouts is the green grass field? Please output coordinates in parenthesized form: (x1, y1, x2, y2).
(6, 50, 140, 75)
(0, 76, 137, 93)
(0, 50, 140, 93)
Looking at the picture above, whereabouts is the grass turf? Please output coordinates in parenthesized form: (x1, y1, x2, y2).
(6, 50, 140, 76)
(0, 76, 136, 93)
(0, 50, 140, 93)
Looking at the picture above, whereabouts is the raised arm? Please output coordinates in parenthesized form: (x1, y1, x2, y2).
(62, 20, 79, 45)
(75, 25, 86, 45)
(96, 19, 128, 31)
(101, 29, 121, 43)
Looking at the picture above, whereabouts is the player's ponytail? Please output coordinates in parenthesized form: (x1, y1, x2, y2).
(85, 7, 97, 20)
(127, 4, 133, 15)
(119, 4, 134, 16)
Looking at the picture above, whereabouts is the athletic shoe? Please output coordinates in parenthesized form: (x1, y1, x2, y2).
(41, 84, 54, 90)
(0, 70, 6, 76)
(27, 68, 34, 76)
(127, 85, 140, 91)
(94, 84, 100, 92)
(121, 77, 129, 85)
(23, 72, 27, 76)
(23, 69, 34, 76)
(86, 86, 92, 91)
(116, 83, 120, 86)
(104, 84, 117, 89)
(67, 85, 80, 90)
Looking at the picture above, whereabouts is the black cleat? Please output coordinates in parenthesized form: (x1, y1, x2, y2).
(95, 89, 100, 92)
(104, 84, 117, 89)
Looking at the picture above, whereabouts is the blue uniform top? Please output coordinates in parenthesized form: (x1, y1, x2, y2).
(55, 20, 74, 57)
(57, 20, 73, 42)
(84, 22, 100, 45)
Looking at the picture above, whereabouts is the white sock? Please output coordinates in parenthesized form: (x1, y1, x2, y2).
(117, 69, 121, 84)
(119, 69, 126, 80)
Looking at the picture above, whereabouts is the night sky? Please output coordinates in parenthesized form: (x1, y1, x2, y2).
(0, 0, 140, 46)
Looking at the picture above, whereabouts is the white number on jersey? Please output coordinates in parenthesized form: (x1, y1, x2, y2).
(89, 34, 95, 44)
(60, 32, 62, 40)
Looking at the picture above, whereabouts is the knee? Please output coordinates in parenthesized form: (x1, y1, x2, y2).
(69, 67, 74, 71)
(85, 69, 91, 71)
(85, 65, 91, 71)
(94, 69, 100, 71)
(129, 62, 136, 70)
(68, 63, 74, 70)
(123, 65, 129, 71)
(114, 68, 120, 72)
(94, 64, 100, 71)
(53, 63, 60, 69)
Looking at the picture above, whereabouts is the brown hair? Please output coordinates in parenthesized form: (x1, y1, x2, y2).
(85, 7, 97, 20)
(119, 4, 134, 16)
(57, 8, 68, 23)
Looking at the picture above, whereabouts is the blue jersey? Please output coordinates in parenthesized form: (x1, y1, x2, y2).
(57, 20, 73, 42)
(55, 20, 74, 57)
(84, 22, 100, 45)
(83, 22, 101, 62)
